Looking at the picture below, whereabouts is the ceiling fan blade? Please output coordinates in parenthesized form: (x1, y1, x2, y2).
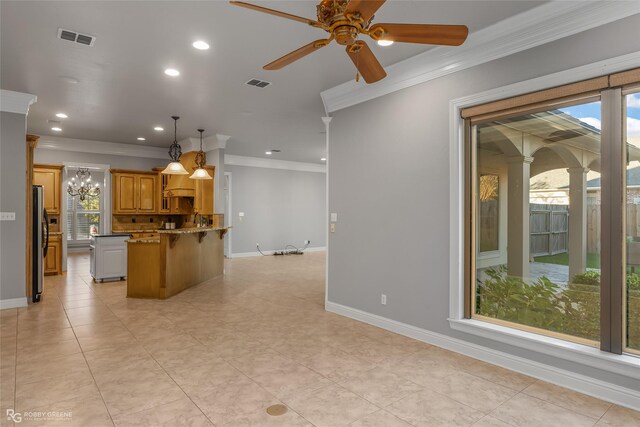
(369, 23, 469, 46)
(346, 41, 386, 84)
(264, 39, 330, 70)
(230, 1, 322, 27)
(345, 0, 386, 23)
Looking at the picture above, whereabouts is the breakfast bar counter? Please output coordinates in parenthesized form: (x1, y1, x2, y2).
(126, 226, 228, 299)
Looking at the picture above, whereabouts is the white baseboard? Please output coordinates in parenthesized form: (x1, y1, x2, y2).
(232, 247, 326, 258)
(325, 301, 640, 411)
(0, 297, 28, 310)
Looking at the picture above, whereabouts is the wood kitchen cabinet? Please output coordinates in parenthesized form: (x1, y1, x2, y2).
(44, 234, 62, 275)
(156, 171, 172, 214)
(111, 170, 157, 214)
(194, 166, 215, 215)
(152, 167, 194, 215)
(33, 164, 63, 214)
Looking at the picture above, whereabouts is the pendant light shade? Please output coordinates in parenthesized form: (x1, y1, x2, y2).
(189, 129, 213, 180)
(162, 116, 189, 175)
(190, 168, 213, 180)
(162, 161, 189, 175)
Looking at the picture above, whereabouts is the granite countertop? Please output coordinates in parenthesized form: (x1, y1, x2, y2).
(126, 238, 160, 244)
(113, 229, 159, 233)
(158, 226, 228, 234)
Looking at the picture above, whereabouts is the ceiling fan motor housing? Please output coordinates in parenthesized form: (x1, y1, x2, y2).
(334, 25, 358, 45)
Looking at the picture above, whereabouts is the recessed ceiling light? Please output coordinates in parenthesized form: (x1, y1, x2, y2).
(321, 158, 327, 161)
(55, 112, 68, 119)
(377, 40, 394, 47)
(137, 137, 146, 141)
(154, 126, 164, 131)
(164, 68, 180, 77)
(265, 151, 272, 155)
(51, 127, 62, 132)
(192, 40, 210, 50)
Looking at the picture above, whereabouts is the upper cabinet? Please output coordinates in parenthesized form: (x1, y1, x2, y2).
(33, 164, 63, 214)
(194, 166, 215, 215)
(111, 170, 157, 214)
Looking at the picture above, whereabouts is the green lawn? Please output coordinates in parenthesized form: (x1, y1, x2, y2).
(533, 252, 601, 269)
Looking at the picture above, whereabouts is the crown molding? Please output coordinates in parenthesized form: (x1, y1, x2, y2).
(181, 134, 230, 152)
(320, 1, 640, 113)
(36, 135, 167, 159)
(225, 154, 326, 173)
(0, 89, 37, 114)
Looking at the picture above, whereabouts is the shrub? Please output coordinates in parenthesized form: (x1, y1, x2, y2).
(477, 267, 639, 348)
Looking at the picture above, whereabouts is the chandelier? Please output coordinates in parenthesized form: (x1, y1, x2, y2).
(67, 168, 100, 201)
(190, 129, 212, 180)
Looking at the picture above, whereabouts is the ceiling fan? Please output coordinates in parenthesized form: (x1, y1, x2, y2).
(230, 0, 469, 84)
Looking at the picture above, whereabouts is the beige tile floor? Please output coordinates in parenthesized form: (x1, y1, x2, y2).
(0, 252, 639, 427)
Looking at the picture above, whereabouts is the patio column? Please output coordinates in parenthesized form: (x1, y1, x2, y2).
(507, 155, 533, 279)
(568, 167, 589, 281)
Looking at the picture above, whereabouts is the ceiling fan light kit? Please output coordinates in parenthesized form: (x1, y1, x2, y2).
(230, 0, 468, 84)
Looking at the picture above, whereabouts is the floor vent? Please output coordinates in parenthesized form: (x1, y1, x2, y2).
(245, 78, 272, 88)
(57, 28, 96, 47)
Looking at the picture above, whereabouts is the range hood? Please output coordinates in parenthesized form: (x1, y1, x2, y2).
(163, 152, 196, 197)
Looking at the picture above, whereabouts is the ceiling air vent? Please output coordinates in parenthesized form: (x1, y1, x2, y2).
(57, 28, 96, 47)
(245, 78, 271, 88)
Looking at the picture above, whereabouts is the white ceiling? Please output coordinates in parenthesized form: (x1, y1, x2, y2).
(1, 1, 545, 163)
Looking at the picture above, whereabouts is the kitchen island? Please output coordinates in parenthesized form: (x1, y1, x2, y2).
(126, 226, 228, 299)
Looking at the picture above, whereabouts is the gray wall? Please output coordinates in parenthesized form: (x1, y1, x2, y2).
(226, 165, 325, 254)
(0, 112, 27, 301)
(34, 148, 162, 170)
(328, 14, 640, 391)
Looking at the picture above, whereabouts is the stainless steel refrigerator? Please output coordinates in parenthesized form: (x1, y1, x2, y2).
(32, 185, 49, 303)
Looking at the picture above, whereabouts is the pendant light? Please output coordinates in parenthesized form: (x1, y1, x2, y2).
(190, 129, 212, 180)
(161, 116, 189, 175)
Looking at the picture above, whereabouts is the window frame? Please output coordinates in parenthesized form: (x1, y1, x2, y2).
(448, 55, 640, 379)
(66, 173, 104, 244)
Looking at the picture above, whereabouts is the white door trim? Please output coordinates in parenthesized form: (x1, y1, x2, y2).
(224, 171, 232, 258)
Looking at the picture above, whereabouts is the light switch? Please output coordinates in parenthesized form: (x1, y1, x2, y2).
(0, 212, 16, 221)
(239, 212, 245, 217)
(330, 223, 336, 233)
(330, 212, 338, 222)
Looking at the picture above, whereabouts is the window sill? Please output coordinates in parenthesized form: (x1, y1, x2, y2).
(448, 318, 640, 379)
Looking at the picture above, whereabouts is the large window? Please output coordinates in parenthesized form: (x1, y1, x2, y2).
(66, 169, 103, 243)
(625, 89, 640, 354)
(464, 70, 640, 356)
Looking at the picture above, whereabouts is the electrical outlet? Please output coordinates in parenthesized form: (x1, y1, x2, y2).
(381, 294, 387, 305)
(330, 223, 336, 233)
(304, 240, 310, 245)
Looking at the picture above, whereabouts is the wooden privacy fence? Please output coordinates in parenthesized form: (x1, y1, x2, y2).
(586, 203, 640, 254)
(530, 204, 568, 256)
